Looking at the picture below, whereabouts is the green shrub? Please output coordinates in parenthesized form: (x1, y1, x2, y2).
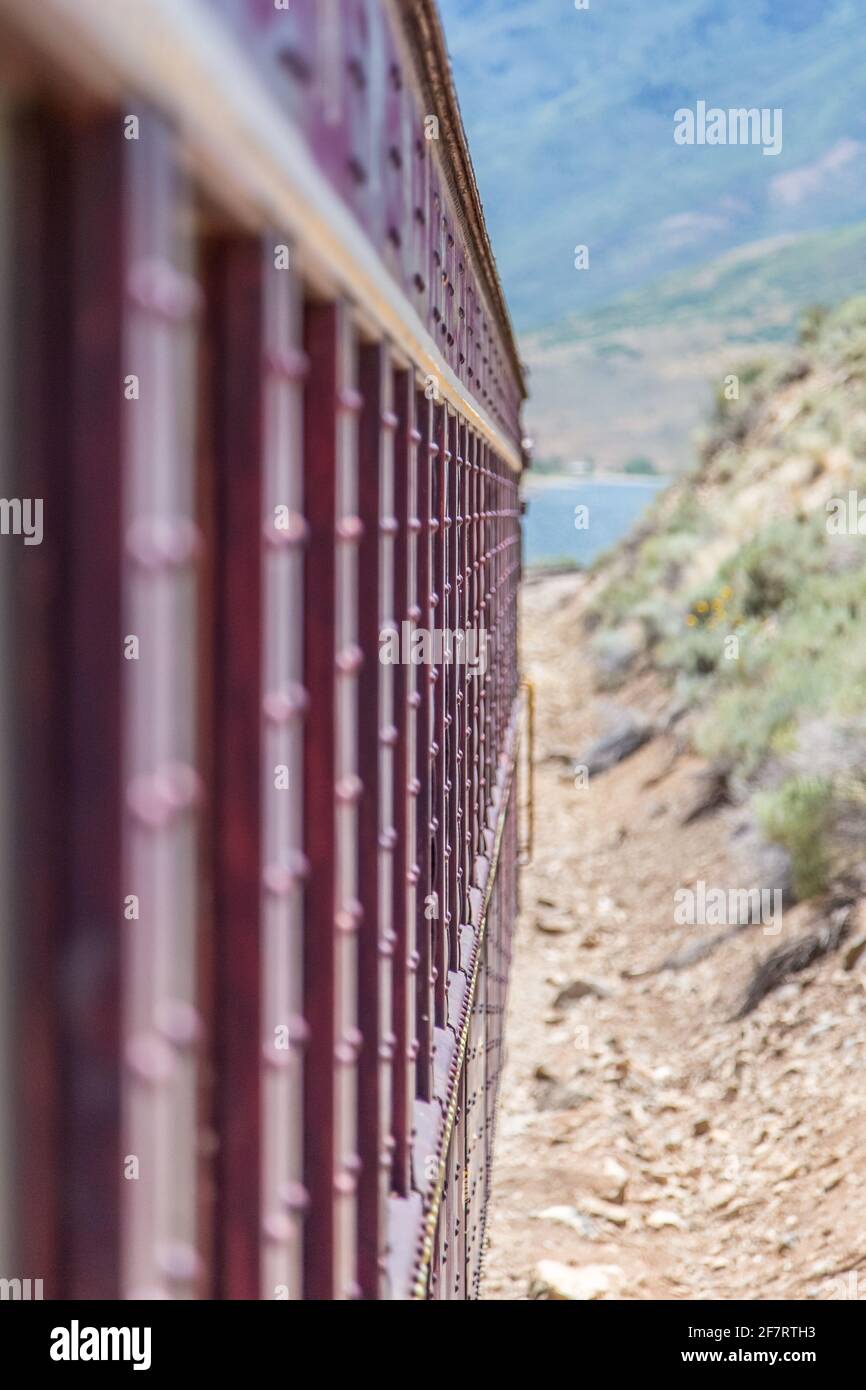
(798, 304, 829, 346)
(712, 359, 772, 423)
(721, 518, 826, 619)
(756, 777, 833, 899)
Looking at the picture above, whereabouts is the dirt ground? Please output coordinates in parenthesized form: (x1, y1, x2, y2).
(481, 572, 866, 1302)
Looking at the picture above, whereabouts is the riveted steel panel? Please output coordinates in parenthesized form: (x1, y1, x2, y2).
(260, 240, 308, 1302)
(389, 366, 419, 1210)
(1, 0, 526, 1305)
(413, 386, 434, 1102)
(302, 299, 362, 1300)
(356, 339, 397, 1298)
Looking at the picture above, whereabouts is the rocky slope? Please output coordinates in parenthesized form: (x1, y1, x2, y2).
(589, 296, 866, 907)
(482, 574, 866, 1301)
(482, 301, 866, 1300)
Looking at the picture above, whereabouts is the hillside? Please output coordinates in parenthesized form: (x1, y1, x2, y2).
(482, 296, 866, 1301)
(442, 0, 866, 331)
(522, 224, 866, 473)
(589, 293, 866, 904)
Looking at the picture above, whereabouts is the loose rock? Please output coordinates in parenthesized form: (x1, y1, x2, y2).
(528, 1261, 624, 1301)
(553, 977, 612, 1008)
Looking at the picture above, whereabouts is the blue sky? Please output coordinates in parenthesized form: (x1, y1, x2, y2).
(437, 0, 866, 332)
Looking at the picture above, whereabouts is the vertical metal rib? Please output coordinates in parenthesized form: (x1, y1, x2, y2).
(261, 238, 308, 1302)
(123, 111, 202, 1300)
(356, 340, 396, 1298)
(413, 386, 434, 1102)
(302, 299, 361, 1300)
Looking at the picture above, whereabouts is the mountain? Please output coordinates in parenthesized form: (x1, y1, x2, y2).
(521, 222, 866, 474)
(439, 0, 866, 333)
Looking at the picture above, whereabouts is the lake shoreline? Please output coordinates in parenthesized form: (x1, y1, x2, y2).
(522, 474, 669, 568)
(523, 470, 673, 493)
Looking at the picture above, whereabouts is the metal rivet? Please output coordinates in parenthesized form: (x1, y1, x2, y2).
(128, 257, 202, 322)
(264, 510, 308, 548)
(263, 852, 310, 895)
(156, 999, 202, 1049)
(126, 1033, 176, 1084)
(127, 515, 201, 570)
(336, 773, 363, 805)
(336, 515, 364, 543)
(265, 346, 309, 381)
(127, 763, 202, 828)
(156, 1242, 202, 1283)
(336, 899, 363, 933)
(280, 1181, 311, 1214)
(336, 643, 364, 675)
(263, 1212, 295, 1245)
(263, 683, 309, 723)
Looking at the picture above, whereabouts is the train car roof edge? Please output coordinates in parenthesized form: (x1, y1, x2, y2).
(394, 0, 528, 405)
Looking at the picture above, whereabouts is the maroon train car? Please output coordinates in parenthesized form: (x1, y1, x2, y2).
(0, 0, 528, 1299)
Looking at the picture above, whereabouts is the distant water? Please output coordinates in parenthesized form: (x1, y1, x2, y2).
(522, 476, 668, 569)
